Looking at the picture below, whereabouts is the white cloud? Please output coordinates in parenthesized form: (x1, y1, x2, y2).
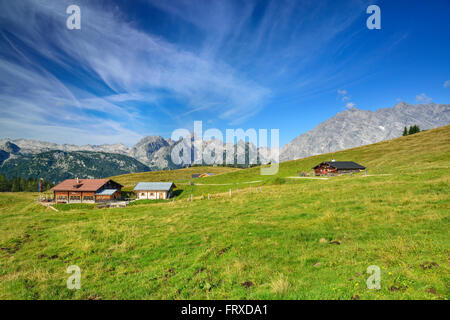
(0, 0, 271, 144)
(345, 102, 356, 108)
(337, 89, 351, 102)
(0, 0, 388, 144)
(338, 89, 356, 108)
(444, 80, 450, 88)
(415, 93, 432, 103)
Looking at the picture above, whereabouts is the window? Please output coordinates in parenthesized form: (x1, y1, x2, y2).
(84, 196, 94, 201)
(57, 196, 67, 200)
(141, 193, 145, 196)
(150, 192, 154, 196)
(70, 196, 81, 201)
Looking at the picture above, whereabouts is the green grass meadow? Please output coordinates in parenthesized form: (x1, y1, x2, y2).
(0, 126, 448, 299)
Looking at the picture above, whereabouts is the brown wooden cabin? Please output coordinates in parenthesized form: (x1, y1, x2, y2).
(51, 178, 123, 203)
(313, 161, 366, 176)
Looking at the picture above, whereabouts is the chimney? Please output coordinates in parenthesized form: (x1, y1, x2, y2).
(76, 177, 79, 184)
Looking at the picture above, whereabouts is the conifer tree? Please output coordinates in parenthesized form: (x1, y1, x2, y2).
(0, 174, 10, 192)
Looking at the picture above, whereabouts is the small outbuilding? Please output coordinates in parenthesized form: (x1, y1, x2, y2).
(313, 161, 366, 176)
(133, 182, 176, 200)
(191, 173, 214, 178)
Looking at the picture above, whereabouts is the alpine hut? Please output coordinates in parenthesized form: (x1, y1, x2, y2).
(51, 178, 123, 203)
(313, 161, 366, 176)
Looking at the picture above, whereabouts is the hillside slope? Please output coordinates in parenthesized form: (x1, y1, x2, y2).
(195, 124, 450, 186)
(107, 125, 449, 199)
(111, 166, 242, 191)
(0, 125, 448, 299)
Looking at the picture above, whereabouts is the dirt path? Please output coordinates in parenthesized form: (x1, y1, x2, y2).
(178, 180, 262, 186)
(360, 174, 393, 177)
(286, 176, 329, 180)
(38, 202, 59, 212)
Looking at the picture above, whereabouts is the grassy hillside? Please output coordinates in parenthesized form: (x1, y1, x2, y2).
(203, 124, 450, 182)
(0, 126, 448, 299)
(110, 166, 241, 191)
(124, 125, 450, 199)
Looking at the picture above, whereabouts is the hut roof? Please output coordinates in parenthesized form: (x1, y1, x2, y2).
(133, 182, 176, 191)
(51, 179, 122, 192)
(312, 161, 366, 170)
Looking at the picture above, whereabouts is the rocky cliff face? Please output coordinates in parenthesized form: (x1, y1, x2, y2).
(0, 141, 20, 154)
(128, 136, 174, 168)
(280, 103, 450, 161)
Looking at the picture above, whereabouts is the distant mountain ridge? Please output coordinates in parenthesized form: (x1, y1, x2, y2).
(1, 102, 448, 182)
(280, 102, 450, 161)
(0, 138, 131, 156)
(0, 134, 270, 172)
(0, 150, 150, 183)
(0, 135, 270, 182)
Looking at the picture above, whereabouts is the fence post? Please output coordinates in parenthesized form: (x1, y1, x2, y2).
(229, 189, 231, 197)
(208, 193, 210, 200)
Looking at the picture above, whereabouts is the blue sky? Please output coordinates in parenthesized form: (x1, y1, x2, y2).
(0, 0, 449, 146)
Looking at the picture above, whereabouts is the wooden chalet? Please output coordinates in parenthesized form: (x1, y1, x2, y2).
(51, 178, 123, 203)
(133, 182, 176, 200)
(313, 161, 366, 176)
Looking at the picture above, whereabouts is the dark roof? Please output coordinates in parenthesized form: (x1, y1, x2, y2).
(192, 174, 201, 178)
(313, 161, 366, 170)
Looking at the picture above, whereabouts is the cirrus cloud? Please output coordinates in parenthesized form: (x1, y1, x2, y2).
(415, 93, 432, 103)
(0, 0, 271, 144)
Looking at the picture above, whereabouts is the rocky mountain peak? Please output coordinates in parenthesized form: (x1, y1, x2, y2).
(128, 136, 173, 167)
(1, 141, 20, 154)
(280, 103, 450, 161)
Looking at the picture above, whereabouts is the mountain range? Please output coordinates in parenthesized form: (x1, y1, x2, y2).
(0, 102, 448, 182)
(280, 102, 450, 161)
(0, 150, 150, 183)
(0, 134, 268, 183)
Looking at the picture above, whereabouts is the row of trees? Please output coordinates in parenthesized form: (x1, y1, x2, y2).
(0, 175, 54, 192)
(403, 125, 421, 136)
